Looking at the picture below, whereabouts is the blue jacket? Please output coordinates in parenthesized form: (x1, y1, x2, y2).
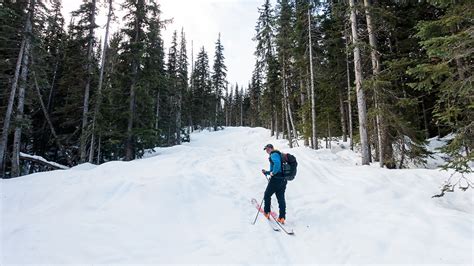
(267, 151, 282, 176)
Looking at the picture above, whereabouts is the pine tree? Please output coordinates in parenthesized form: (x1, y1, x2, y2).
(191, 47, 211, 129)
(176, 28, 188, 143)
(76, 0, 97, 163)
(10, 0, 35, 176)
(408, 0, 473, 189)
(121, 0, 152, 160)
(211, 33, 227, 131)
(89, 0, 114, 163)
(249, 62, 262, 127)
(36, 0, 65, 158)
(143, 2, 166, 147)
(166, 30, 178, 144)
(254, 0, 277, 135)
(0, 0, 29, 176)
(276, 0, 297, 147)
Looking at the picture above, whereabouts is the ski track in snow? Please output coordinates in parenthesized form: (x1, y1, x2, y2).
(1, 127, 473, 264)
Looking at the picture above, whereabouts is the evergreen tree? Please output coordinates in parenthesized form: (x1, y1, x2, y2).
(191, 47, 211, 129)
(254, 0, 277, 135)
(176, 28, 188, 143)
(249, 63, 262, 127)
(211, 33, 227, 131)
(121, 0, 160, 159)
(408, 0, 473, 190)
(166, 30, 178, 144)
(276, 0, 297, 146)
(73, 0, 98, 163)
(0, 0, 30, 176)
(89, 0, 114, 163)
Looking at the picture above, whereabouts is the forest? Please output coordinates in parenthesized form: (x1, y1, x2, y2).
(0, 0, 472, 191)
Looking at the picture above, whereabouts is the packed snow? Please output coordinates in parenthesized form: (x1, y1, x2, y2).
(1, 127, 472, 264)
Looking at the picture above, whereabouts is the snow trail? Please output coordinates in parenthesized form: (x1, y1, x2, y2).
(1, 127, 472, 264)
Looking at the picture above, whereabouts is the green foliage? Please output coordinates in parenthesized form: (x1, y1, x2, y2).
(408, 0, 473, 177)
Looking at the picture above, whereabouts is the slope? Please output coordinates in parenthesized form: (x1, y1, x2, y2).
(1, 127, 472, 264)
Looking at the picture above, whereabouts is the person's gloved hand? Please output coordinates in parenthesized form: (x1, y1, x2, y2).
(261, 169, 268, 175)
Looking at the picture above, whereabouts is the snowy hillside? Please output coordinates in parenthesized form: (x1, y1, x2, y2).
(1, 127, 472, 264)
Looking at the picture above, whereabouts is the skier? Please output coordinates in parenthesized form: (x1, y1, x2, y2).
(261, 144, 287, 224)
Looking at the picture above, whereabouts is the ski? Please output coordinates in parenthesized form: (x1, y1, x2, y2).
(266, 217, 280, 231)
(251, 198, 294, 235)
(255, 174, 294, 235)
(251, 198, 280, 231)
(271, 216, 295, 235)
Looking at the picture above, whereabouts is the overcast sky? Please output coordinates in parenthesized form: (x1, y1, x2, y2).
(62, 0, 264, 87)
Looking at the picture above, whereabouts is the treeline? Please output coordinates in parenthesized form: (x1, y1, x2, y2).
(1, 0, 472, 183)
(0, 0, 238, 177)
(243, 0, 472, 181)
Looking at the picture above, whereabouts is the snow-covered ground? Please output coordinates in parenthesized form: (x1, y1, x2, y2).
(1, 127, 472, 264)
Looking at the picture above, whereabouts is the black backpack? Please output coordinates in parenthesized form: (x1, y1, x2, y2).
(281, 153, 298, 181)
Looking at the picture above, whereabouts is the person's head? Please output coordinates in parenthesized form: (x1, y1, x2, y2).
(263, 144, 274, 154)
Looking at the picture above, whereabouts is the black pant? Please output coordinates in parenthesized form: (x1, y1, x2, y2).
(264, 177, 287, 219)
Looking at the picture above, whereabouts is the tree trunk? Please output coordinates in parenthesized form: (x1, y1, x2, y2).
(349, 0, 370, 165)
(125, 7, 142, 161)
(214, 95, 219, 131)
(32, 70, 72, 166)
(11, 0, 35, 177)
(364, 0, 385, 167)
(308, 8, 317, 149)
(326, 114, 329, 149)
(126, 64, 138, 160)
(339, 90, 348, 142)
(329, 114, 332, 149)
(270, 115, 274, 136)
(281, 57, 296, 145)
(80, 0, 97, 162)
(19, 153, 68, 170)
(176, 90, 182, 144)
(97, 135, 101, 164)
(0, 39, 25, 177)
(270, 98, 275, 136)
(275, 105, 279, 139)
(39, 58, 59, 156)
(12, 50, 31, 177)
(155, 91, 160, 131)
(421, 97, 429, 138)
(345, 28, 354, 150)
(285, 82, 298, 144)
(90, 0, 112, 163)
(239, 97, 243, 126)
(225, 91, 229, 127)
(284, 97, 293, 148)
(399, 137, 405, 169)
(301, 77, 309, 146)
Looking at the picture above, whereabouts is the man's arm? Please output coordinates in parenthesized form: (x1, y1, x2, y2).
(271, 153, 281, 175)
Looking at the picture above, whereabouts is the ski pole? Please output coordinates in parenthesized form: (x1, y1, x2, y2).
(252, 194, 265, 225)
(252, 173, 270, 225)
(262, 172, 270, 182)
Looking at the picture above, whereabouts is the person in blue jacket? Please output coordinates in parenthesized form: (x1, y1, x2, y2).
(261, 144, 287, 224)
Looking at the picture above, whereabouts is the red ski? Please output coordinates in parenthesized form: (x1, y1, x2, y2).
(251, 198, 280, 231)
(251, 198, 295, 235)
(251, 198, 278, 219)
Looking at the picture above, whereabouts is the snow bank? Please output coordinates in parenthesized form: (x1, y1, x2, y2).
(2, 127, 472, 264)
